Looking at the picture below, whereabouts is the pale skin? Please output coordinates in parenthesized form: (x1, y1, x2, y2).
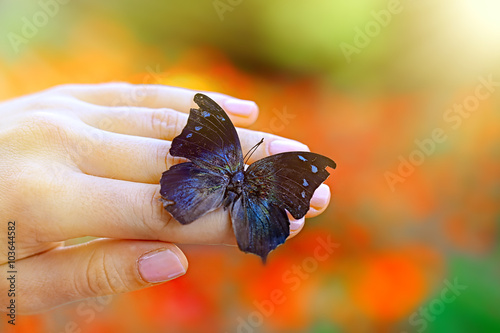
(0, 83, 331, 314)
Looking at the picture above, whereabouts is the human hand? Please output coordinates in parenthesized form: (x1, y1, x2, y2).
(0, 83, 331, 313)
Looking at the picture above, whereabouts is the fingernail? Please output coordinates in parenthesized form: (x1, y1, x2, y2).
(311, 184, 330, 209)
(290, 218, 305, 232)
(269, 140, 309, 155)
(223, 99, 257, 116)
(138, 249, 186, 283)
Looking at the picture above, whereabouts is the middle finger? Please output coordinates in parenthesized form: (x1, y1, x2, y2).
(72, 120, 310, 185)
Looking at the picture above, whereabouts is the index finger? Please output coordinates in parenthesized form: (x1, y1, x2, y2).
(50, 83, 259, 126)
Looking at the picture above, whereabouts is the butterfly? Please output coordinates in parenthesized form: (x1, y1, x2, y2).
(160, 93, 336, 262)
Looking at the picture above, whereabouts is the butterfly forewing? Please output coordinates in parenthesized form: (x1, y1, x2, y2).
(169, 93, 244, 173)
(244, 152, 336, 219)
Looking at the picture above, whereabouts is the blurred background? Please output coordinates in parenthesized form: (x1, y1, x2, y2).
(1, 0, 499, 332)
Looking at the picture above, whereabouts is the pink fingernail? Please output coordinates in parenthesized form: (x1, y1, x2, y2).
(269, 140, 309, 155)
(310, 184, 330, 209)
(138, 249, 186, 283)
(223, 99, 257, 116)
(290, 218, 305, 232)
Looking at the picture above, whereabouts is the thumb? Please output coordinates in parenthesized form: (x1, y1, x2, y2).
(0, 239, 188, 314)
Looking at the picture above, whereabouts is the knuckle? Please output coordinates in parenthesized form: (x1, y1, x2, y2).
(154, 142, 170, 171)
(1, 112, 74, 168)
(81, 248, 133, 297)
(19, 112, 69, 141)
(165, 153, 188, 168)
(13, 162, 60, 209)
(138, 187, 173, 237)
(151, 108, 184, 140)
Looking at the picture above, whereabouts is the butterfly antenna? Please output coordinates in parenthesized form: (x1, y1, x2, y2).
(244, 138, 264, 164)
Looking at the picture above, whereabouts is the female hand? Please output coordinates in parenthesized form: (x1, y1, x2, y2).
(0, 83, 331, 313)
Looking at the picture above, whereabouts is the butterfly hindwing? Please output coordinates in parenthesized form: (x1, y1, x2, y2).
(169, 93, 244, 173)
(159, 162, 229, 224)
(230, 193, 290, 263)
(228, 152, 335, 261)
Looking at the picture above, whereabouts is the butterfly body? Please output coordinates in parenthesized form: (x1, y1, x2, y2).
(227, 170, 245, 195)
(220, 170, 242, 208)
(160, 93, 336, 262)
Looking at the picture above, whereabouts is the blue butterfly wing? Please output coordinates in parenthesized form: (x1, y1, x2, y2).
(160, 93, 242, 224)
(231, 152, 336, 261)
(169, 93, 243, 173)
(231, 194, 289, 263)
(245, 152, 336, 219)
(160, 162, 228, 224)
